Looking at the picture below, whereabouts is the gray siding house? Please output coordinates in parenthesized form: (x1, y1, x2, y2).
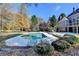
(58, 8, 79, 33)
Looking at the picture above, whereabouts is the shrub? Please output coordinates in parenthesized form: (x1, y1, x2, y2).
(34, 43, 54, 55)
(52, 40, 71, 52)
(64, 34, 79, 45)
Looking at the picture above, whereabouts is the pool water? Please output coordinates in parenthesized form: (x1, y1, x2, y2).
(5, 33, 50, 47)
(21, 33, 47, 39)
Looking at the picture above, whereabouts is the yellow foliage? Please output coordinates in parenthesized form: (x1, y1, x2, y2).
(14, 13, 31, 31)
(2, 12, 31, 31)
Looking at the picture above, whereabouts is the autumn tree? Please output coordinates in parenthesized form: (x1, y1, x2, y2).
(13, 13, 31, 31)
(0, 3, 37, 32)
(3, 3, 31, 32)
(0, 4, 11, 31)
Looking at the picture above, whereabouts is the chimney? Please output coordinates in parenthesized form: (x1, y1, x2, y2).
(73, 7, 75, 12)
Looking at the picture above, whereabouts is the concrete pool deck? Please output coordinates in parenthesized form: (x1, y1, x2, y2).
(52, 32, 79, 37)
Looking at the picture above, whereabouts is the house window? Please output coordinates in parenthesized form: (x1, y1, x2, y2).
(69, 20, 72, 25)
(77, 20, 79, 25)
(73, 19, 76, 25)
(77, 16, 79, 19)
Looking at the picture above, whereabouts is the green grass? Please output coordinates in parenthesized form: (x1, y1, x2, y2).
(74, 34, 79, 38)
(64, 34, 79, 45)
(75, 34, 79, 43)
(0, 34, 22, 42)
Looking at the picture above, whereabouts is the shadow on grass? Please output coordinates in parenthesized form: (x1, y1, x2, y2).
(0, 34, 22, 42)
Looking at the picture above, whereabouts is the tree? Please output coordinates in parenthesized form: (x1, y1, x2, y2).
(48, 15, 57, 27)
(19, 3, 28, 17)
(48, 15, 59, 32)
(31, 15, 38, 25)
(0, 11, 31, 32)
(39, 22, 49, 31)
(20, 3, 38, 16)
(58, 13, 66, 21)
(0, 3, 37, 32)
(0, 4, 11, 31)
(15, 13, 31, 31)
(19, 3, 38, 31)
(31, 15, 38, 31)
(3, 3, 31, 32)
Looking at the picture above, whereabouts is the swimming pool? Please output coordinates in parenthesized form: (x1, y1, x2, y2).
(5, 32, 58, 47)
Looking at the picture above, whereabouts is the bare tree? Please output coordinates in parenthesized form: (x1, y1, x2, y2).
(0, 3, 11, 32)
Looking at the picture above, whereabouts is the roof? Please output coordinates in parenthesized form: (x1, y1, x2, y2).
(67, 8, 79, 17)
(59, 17, 68, 23)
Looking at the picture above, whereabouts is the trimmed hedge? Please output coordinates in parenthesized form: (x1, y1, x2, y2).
(34, 43, 54, 55)
(52, 40, 71, 51)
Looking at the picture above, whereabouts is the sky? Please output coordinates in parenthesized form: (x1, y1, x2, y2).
(10, 3, 79, 21)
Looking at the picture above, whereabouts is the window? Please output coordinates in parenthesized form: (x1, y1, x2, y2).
(69, 20, 72, 25)
(77, 20, 79, 25)
(73, 19, 76, 25)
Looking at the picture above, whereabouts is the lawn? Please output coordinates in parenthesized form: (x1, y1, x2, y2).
(74, 34, 79, 38)
(0, 34, 22, 42)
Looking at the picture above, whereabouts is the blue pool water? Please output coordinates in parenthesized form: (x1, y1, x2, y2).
(21, 33, 47, 39)
(5, 33, 49, 47)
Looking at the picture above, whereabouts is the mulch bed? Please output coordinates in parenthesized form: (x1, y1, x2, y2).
(46, 43, 79, 56)
(0, 45, 79, 56)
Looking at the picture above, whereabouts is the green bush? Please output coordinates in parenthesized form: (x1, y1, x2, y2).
(52, 40, 71, 52)
(64, 34, 79, 45)
(34, 43, 54, 55)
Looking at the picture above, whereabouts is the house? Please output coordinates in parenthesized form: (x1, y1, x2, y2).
(58, 8, 79, 33)
(57, 17, 69, 32)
